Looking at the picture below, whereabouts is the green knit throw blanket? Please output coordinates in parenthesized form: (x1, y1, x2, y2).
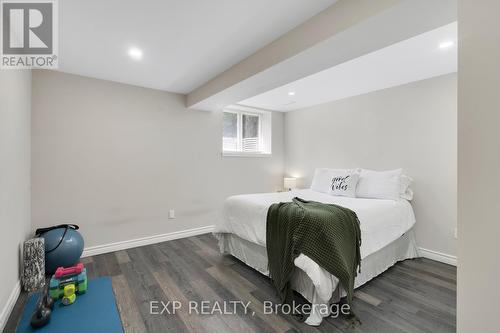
(266, 197, 362, 311)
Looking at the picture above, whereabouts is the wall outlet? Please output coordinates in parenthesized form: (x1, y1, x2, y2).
(454, 227, 458, 239)
(169, 209, 175, 219)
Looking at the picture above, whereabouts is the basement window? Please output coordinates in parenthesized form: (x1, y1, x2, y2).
(222, 106, 271, 156)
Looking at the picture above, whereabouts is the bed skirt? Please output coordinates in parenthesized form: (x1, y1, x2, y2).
(215, 229, 419, 325)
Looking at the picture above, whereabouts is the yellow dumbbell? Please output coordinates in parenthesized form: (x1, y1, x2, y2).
(62, 284, 76, 305)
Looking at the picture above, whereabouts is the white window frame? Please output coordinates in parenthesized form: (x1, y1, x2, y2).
(222, 105, 271, 157)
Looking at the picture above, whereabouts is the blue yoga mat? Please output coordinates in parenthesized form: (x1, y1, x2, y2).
(17, 277, 123, 333)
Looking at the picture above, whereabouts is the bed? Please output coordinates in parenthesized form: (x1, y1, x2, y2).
(215, 188, 418, 326)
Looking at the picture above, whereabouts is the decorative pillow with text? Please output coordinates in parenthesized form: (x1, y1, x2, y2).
(329, 171, 360, 197)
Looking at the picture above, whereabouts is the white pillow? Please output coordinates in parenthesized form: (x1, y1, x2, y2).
(356, 169, 402, 200)
(310, 168, 334, 193)
(310, 168, 359, 193)
(400, 175, 414, 200)
(329, 170, 360, 197)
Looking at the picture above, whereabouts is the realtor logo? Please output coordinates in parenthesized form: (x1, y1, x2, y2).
(1, 0, 58, 68)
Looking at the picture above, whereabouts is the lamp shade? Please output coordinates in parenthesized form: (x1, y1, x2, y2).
(284, 177, 297, 190)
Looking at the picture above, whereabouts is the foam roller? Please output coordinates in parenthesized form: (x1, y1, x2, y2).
(22, 238, 46, 292)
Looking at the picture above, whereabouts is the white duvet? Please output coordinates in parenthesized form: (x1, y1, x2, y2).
(216, 189, 416, 325)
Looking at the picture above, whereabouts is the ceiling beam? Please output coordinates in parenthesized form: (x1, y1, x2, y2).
(186, 0, 456, 112)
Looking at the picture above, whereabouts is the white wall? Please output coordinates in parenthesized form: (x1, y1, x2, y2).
(31, 71, 458, 259)
(284, 73, 457, 258)
(457, 1, 500, 331)
(0, 70, 32, 330)
(31, 70, 285, 248)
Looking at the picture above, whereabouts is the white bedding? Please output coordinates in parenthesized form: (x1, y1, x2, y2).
(219, 189, 415, 256)
(216, 189, 416, 325)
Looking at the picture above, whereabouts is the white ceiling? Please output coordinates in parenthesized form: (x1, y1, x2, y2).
(240, 22, 457, 112)
(57, 0, 337, 94)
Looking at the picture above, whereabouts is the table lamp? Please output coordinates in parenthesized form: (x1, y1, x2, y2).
(284, 177, 297, 191)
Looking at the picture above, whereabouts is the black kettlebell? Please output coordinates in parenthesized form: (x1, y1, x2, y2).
(30, 284, 54, 328)
(30, 306, 51, 328)
(44, 294, 55, 310)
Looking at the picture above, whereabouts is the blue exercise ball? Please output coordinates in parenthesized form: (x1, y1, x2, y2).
(40, 226, 84, 274)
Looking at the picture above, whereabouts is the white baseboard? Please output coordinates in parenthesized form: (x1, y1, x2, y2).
(81, 227, 458, 266)
(0, 280, 21, 333)
(82, 225, 215, 258)
(418, 247, 457, 266)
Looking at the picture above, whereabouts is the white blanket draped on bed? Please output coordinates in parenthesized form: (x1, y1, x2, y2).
(215, 189, 417, 325)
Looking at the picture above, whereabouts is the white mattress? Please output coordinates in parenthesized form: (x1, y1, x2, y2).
(218, 189, 416, 258)
(216, 189, 417, 325)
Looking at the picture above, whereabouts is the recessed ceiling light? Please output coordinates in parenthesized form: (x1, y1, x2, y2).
(288, 91, 296, 96)
(128, 47, 143, 60)
(439, 41, 454, 49)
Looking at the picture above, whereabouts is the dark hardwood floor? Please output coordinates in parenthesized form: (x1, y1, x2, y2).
(4, 234, 456, 333)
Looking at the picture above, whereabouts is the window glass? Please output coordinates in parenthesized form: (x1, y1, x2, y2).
(242, 114, 259, 138)
(223, 112, 238, 151)
(223, 112, 237, 138)
(242, 114, 260, 152)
